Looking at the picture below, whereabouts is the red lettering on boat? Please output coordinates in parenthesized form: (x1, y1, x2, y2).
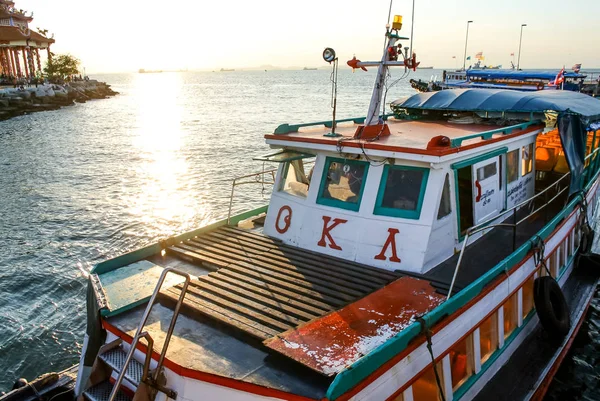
(275, 205, 292, 234)
(374, 228, 401, 262)
(317, 216, 347, 250)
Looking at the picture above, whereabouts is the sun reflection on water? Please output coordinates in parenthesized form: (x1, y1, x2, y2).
(126, 72, 202, 236)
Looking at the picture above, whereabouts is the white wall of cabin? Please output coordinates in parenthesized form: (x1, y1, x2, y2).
(264, 129, 541, 275)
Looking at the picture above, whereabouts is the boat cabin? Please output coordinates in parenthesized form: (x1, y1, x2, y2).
(261, 115, 548, 274)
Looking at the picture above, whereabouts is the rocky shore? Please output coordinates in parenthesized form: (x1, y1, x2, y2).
(0, 80, 118, 121)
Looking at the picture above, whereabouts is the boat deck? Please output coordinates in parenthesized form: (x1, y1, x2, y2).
(160, 226, 401, 341)
(105, 224, 409, 398)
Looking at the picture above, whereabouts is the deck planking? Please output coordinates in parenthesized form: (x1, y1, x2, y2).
(160, 225, 401, 341)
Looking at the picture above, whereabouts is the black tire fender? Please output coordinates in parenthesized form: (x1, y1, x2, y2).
(533, 276, 570, 341)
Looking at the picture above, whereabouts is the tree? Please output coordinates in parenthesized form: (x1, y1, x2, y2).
(44, 53, 80, 82)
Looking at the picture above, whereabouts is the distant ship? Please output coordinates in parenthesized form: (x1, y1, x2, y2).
(220, 68, 235, 72)
(417, 66, 433, 69)
(303, 67, 318, 70)
(138, 68, 163, 73)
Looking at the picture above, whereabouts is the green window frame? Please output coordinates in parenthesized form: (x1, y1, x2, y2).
(373, 165, 429, 219)
(317, 157, 369, 212)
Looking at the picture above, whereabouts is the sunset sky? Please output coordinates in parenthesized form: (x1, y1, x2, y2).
(21, 0, 600, 73)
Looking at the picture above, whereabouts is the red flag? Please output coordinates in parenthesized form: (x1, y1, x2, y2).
(549, 67, 565, 86)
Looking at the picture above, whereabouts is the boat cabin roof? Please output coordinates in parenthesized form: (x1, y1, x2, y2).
(265, 117, 541, 159)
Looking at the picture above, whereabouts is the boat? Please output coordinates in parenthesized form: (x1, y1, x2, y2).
(5, 9, 600, 401)
(220, 68, 235, 72)
(417, 66, 434, 69)
(410, 77, 442, 92)
(444, 69, 588, 92)
(303, 67, 318, 71)
(415, 69, 589, 93)
(138, 69, 163, 74)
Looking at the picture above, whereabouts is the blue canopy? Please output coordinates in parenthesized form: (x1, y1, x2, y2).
(393, 89, 600, 194)
(466, 69, 586, 80)
(394, 89, 600, 123)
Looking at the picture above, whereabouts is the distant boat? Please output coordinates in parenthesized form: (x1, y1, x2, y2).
(303, 67, 318, 71)
(220, 68, 235, 72)
(138, 68, 163, 74)
(417, 66, 434, 69)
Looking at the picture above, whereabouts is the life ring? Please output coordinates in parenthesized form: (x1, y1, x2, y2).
(579, 223, 595, 254)
(533, 276, 570, 341)
(537, 82, 544, 90)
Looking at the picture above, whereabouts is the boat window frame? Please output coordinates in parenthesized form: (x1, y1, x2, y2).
(437, 173, 453, 220)
(278, 159, 313, 199)
(521, 142, 534, 177)
(373, 164, 430, 220)
(316, 156, 370, 212)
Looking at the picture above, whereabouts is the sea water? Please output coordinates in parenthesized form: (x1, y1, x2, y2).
(0, 69, 598, 399)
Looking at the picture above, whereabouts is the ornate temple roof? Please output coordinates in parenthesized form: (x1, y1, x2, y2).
(0, 26, 54, 45)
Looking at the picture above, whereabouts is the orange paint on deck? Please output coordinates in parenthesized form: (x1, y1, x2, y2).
(265, 277, 444, 376)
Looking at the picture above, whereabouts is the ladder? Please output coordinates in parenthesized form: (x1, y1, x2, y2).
(84, 267, 190, 401)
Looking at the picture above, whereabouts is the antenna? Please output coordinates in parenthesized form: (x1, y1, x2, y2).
(409, 0, 415, 57)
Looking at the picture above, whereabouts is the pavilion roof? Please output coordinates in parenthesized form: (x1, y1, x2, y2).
(0, 26, 54, 44)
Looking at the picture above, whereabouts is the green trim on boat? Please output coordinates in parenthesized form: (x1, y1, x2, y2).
(450, 147, 508, 170)
(273, 114, 393, 135)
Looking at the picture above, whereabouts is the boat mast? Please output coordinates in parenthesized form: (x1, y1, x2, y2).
(347, 7, 418, 138)
(364, 33, 402, 126)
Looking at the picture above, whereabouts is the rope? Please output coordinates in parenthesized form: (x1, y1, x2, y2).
(531, 235, 552, 277)
(27, 382, 42, 400)
(417, 317, 446, 401)
(577, 190, 590, 227)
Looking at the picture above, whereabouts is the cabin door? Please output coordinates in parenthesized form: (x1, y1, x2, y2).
(472, 157, 501, 224)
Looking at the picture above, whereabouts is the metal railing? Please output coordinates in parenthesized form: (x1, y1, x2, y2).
(227, 168, 277, 224)
(108, 268, 190, 401)
(446, 172, 572, 299)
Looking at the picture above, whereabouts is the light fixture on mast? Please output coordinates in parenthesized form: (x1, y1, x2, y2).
(323, 47, 341, 137)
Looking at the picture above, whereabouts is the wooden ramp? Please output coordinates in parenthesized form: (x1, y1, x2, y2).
(160, 226, 400, 340)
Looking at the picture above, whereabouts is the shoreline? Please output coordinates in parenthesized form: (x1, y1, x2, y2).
(0, 80, 118, 121)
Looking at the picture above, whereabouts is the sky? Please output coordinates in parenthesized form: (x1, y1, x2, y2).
(19, 0, 600, 73)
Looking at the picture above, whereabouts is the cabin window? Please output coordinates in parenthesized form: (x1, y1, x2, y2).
(412, 363, 445, 401)
(503, 293, 519, 339)
(522, 275, 535, 319)
(521, 143, 534, 176)
(279, 160, 311, 198)
(317, 157, 369, 211)
(374, 165, 429, 219)
(437, 173, 452, 219)
(507, 149, 519, 183)
(449, 334, 474, 391)
(479, 311, 498, 364)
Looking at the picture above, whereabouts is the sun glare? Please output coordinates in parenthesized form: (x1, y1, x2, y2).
(126, 73, 200, 234)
